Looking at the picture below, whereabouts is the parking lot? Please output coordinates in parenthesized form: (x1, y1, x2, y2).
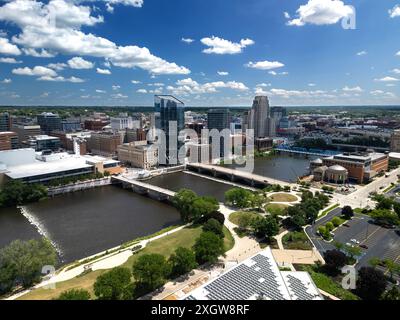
(306, 209, 400, 272)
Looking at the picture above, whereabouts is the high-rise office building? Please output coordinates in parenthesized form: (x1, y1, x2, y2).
(247, 96, 270, 138)
(207, 109, 231, 132)
(154, 95, 185, 165)
(0, 113, 10, 132)
(37, 112, 62, 134)
(269, 107, 286, 137)
(207, 108, 232, 158)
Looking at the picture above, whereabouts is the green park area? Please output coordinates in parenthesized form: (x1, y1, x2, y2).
(19, 224, 234, 300)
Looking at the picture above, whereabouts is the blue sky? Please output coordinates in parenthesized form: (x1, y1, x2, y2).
(0, 0, 400, 107)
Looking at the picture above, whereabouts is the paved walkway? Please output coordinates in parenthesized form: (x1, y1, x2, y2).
(151, 204, 262, 300)
(6, 224, 189, 300)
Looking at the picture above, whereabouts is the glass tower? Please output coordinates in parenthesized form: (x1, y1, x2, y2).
(154, 95, 185, 165)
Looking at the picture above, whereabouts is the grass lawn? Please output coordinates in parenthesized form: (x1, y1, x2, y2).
(265, 203, 288, 215)
(295, 265, 359, 300)
(228, 211, 260, 226)
(268, 193, 297, 203)
(282, 231, 313, 250)
(19, 224, 234, 300)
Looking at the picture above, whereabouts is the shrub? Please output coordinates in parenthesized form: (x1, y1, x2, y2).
(56, 289, 90, 300)
(325, 222, 334, 232)
(331, 217, 342, 227)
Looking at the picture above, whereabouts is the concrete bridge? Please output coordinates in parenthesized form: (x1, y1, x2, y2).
(112, 176, 176, 202)
(186, 163, 289, 188)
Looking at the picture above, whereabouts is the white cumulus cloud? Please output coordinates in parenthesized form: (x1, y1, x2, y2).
(68, 56, 94, 69)
(0, 0, 190, 75)
(246, 60, 285, 71)
(200, 36, 254, 55)
(96, 67, 111, 74)
(0, 37, 21, 55)
(287, 0, 354, 26)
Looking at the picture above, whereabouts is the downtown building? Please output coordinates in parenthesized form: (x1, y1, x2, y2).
(154, 95, 185, 166)
(0, 132, 18, 151)
(0, 112, 11, 132)
(117, 141, 158, 170)
(37, 112, 62, 134)
(88, 131, 122, 157)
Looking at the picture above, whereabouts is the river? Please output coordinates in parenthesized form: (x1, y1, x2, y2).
(0, 186, 180, 264)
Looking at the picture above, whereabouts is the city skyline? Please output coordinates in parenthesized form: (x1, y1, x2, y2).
(0, 0, 399, 107)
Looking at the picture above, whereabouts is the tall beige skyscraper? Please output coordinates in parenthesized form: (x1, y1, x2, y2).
(247, 96, 270, 138)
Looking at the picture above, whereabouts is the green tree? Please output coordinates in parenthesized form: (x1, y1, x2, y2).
(132, 254, 171, 293)
(203, 218, 224, 238)
(94, 267, 132, 300)
(0, 180, 47, 208)
(193, 231, 225, 265)
(376, 197, 393, 211)
(224, 188, 253, 208)
(342, 206, 354, 219)
(172, 189, 198, 222)
(381, 286, 400, 300)
(191, 197, 219, 222)
(323, 250, 348, 276)
(370, 209, 399, 227)
(356, 267, 387, 300)
(382, 259, 400, 282)
(0, 238, 57, 294)
(56, 289, 91, 300)
(252, 216, 279, 240)
(168, 247, 198, 278)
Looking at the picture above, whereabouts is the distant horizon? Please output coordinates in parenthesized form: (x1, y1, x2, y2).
(2, 104, 400, 110)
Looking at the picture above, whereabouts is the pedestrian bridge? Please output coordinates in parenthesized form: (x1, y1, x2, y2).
(112, 176, 176, 202)
(275, 146, 339, 157)
(186, 163, 289, 188)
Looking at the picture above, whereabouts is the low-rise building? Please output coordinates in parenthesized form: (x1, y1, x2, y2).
(117, 141, 158, 170)
(390, 129, 400, 152)
(0, 149, 122, 185)
(183, 248, 322, 301)
(88, 131, 121, 157)
(0, 132, 18, 151)
(22, 135, 61, 152)
(12, 124, 41, 144)
(315, 151, 389, 184)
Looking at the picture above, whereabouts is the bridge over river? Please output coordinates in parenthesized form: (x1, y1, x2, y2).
(112, 176, 176, 202)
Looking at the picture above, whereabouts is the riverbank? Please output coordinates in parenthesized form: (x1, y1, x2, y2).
(12, 221, 234, 300)
(47, 177, 112, 196)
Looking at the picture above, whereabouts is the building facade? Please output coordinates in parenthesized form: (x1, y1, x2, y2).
(155, 95, 185, 165)
(37, 112, 62, 134)
(0, 132, 18, 151)
(11, 124, 41, 145)
(117, 141, 158, 170)
(22, 135, 61, 152)
(246, 96, 271, 138)
(0, 112, 11, 132)
(390, 129, 400, 152)
(88, 131, 121, 157)
(320, 151, 389, 184)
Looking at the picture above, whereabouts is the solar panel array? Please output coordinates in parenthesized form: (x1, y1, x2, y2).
(185, 252, 287, 300)
(286, 275, 317, 300)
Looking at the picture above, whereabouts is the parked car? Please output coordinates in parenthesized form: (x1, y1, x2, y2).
(359, 244, 368, 249)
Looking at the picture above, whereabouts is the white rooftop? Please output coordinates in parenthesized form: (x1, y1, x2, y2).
(5, 157, 93, 180)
